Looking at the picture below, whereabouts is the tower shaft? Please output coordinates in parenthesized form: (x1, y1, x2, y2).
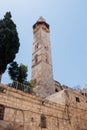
(31, 17, 55, 98)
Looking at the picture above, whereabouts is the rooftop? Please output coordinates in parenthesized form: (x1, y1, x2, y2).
(37, 16, 46, 22)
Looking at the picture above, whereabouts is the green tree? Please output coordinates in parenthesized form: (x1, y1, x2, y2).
(8, 61, 19, 81)
(8, 61, 28, 84)
(8, 62, 36, 93)
(29, 80, 36, 89)
(18, 64, 28, 83)
(24, 80, 36, 92)
(0, 12, 20, 82)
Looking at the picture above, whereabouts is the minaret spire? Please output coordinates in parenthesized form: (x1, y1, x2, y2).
(37, 16, 46, 22)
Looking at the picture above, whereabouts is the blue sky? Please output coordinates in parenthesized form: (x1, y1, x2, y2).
(0, 0, 87, 88)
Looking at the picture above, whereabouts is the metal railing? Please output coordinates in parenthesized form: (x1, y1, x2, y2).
(7, 81, 32, 94)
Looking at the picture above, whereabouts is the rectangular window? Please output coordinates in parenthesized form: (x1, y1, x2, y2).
(81, 93, 84, 96)
(76, 97, 80, 103)
(40, 114, 47, 128)
(85, 93, 87, 97)
(0, 105, 5, 120)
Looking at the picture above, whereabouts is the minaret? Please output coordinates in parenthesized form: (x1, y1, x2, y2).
(31, 17, 55, 98)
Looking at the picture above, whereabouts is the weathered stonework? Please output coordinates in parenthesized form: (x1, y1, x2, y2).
(31, 17, 55, 98)
(0, 84, 87, 130)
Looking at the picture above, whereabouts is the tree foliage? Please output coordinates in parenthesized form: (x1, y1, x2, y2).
(8, 61, 19, 81)
(18, 64, 28, 83)
(8, 61, 28, 84)
(0, 12, 20, 79)
(8, 62, 36, 93)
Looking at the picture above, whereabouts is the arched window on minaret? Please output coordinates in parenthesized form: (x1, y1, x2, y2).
(35, 54, 38, 63)
(35, 43, 39, 50)
(44, 45, 48, 50)
(45, 54, 49, 63)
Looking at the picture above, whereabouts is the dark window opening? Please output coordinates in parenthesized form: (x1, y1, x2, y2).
(40, 114, 47, 128)
(35, 54, 38, 63)
(35, 43, 39, 50)
(31, 117, 34, 122)
(76, 97, 80, 103)
(0, 105, 5, 120)
(81, 93, 84, 96)
(46, 58, 48, 63)
(55, 88, 58, 92)
(44, 46, 48, 50)
(85, 93, 87, 97)
(45, 54, 49, 63)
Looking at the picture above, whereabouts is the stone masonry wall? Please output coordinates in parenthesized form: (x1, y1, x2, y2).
(0, 84, 87, 130)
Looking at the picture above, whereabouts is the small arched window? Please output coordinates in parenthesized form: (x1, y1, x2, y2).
(35, 54, 38, 63)
(44, 44, 48, 51)
(40, 114, 47, 128)
(55, 88, 58, 92)
(76, 97, 80, 103)
(45, 54, 49, 63)
(35, 43, 39, 50)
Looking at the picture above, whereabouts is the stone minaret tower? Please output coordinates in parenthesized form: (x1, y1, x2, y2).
(31, 17, 55, 98)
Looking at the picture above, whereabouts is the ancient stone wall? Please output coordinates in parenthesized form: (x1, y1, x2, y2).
(0, 84, 87, 130)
